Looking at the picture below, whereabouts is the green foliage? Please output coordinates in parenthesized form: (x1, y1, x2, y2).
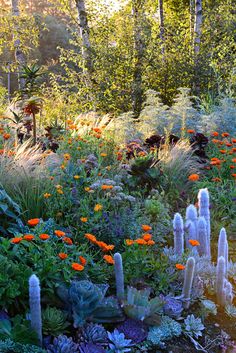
(0, 339, 46, 353)
(0, 185, 21, 234)
(147, 316, 182, 347)
(0, 316, 39, 345)
(42, 307, 70, 336)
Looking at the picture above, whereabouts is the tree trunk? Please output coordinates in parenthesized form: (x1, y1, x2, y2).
(11, 0, 25, 90)
(193, 0, 202, 95)
(189, 0, 194, 41)
(158, 0, 165, 56)
(75, 0, 93, 75)
(131, 0, 145, 118)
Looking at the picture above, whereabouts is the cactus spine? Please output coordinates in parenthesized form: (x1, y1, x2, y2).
(182, 257, 195, 309)
(197, 217, 208, 256)
(173, 213, 184, 256)
(114, 253, 125, 301)
(198, 188, 211, 258)
(29, 274, 42, 346)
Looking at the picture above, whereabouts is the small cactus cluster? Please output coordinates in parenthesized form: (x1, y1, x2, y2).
(216, 228, 233, 306)
(173, 188, 210, 258)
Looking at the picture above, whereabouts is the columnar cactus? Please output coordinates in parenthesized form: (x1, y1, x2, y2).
(225, 281, 233, 304)
(197, 217, 208, 256)
(182, 257, 195, 309)
(173, 213, 184, 256)
(185, 221, 198, 254)
(185, 205, 198, 241)
(198, 189, 211, 258)
(29, 274, 42, 346)
(114, 253, 125, 301)
(216, 256, 226, 306)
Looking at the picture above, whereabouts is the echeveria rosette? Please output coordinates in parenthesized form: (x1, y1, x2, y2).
(116, 319, 148, 344)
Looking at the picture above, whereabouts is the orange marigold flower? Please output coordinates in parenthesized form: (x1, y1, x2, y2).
(232, 139, 236, 143)
(62, 237, 73, 245)
(57, 189, 64, 194)
(176, 264, 185, 270)
(212, 139, 219, 144)
(79, 256, 87, 266)
(3, 133, 11, 140)
(117, 152, 123, 161)
(63, 153, 71, 160)
(58, 253, 68, 260)
(54, 230, 66, 237)
(225, 143, 233, 147)
(147, 240, 155, 246)
(188, 174, 199, 181)
(80, 217, 88, 223)
(232, 158, 236, 163)
(222, 132, 229, 137)
(94, 204, 103, 212)
(135, 238, 147, 245)
(142, 233, 152, 241)
(125, 239, 134, 246)
(212, 177, 221, 182)
(84, 187, 91, 192)
(23, 234, 34, 241)
(103, 255, 115, 265)
(72, 262, 84, 271)
(28, 218, 40, 226)
(85, 233, 97, 243)
(189, 239, 200, 246)
(219, 150, 227, 154)
(93, 127, 102, 133)
(142, 224, 152, 232)
(39, 234, 50, 240)
(100, 153, 107, 157)
(232, 173, 236, 178)
(74, 175, 80, 179)
(211, 131, 219, 137)
(230, 165, 235, 169)
(101, 185, 113, 190)
(232, 148, 236, 152)
(11, 237, 23, 244)
(187, 129, 195, 134)
(138, 151, 147, 157)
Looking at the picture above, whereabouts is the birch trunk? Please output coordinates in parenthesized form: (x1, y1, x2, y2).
(158, 0, 165, 56)
(131, 0, 145, 118)
(75, 0, 93, 75)
(193, 0, 202, 95)
(11, 0, 25, 90)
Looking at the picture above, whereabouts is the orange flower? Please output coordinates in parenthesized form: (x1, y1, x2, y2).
(147, 240, 155, 246)
(189, 239, 200, 246)
(94, 204, 103, 212)
(11, 237, 23, 244)
(3, 133, 11, 140)
(57, 189, 64, 194)
(142, 224, 152, 232)
(39, 233, 50, 240)
(58, 253, 68, 260)
(232, 139, 236, 143)
(117, 152, 123, 161)
(100, 153, 107, 157)
(219, 150, 227, 154)
(176, 264, 185, 270)
(232, 148, 236, 152)
(44, 193, 51, 198)
(232, 158, 236, 163)
(212, 177, 221, 182)
(103, 255, 115, 265)
(63, 153, 71, 160)
(74, 175, 80, 179)
(101, 185, 113, 190)
(80, 217, 88, 223)
(85, 233, 97, 243)
(222, 132, 229, 137)
(138, 151, 147, 157)
(72, 263, 84, 271)
(188, 174, 199, 181)
(225, 143, 233, 147)
(125, 239, 134, 246)
(187, 129, 195, 134)
(232, 173, 236, 178)
(23, 234, 34, 241)
(79, 256, 87, 266)
(93, 127, 102, 133)
(230, 165, 235, 169)
(84, 187, 91, 192)
(135, 238, 147, 245)
(211, 131, 219, 137)
(62, 237, 73, 245)
(28, 218, 40, 226)
(142, 233, 152, 241)
(212, 139, 220, 144)
(54, 230, 66, 237)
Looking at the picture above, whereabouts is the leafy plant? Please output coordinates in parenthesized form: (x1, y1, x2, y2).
(47, 335, 80, 353)
(147, 316, 182, 347)
(184, 315, 205, 338)
(81, 323, 108, 344)
(42, 307, 70, 337)
(0, 316, 39, 345)
(79, 342, 106, 353)
(0, 339, 46, 353)
(0, 185, 21, 234)
(108, 329, 133, 353)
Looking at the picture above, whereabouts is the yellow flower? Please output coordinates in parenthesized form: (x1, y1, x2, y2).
(100, 153, 107, 157)
(63, 153, 71, 160)
(57, 189, 64, 195)
(44, 193, 51, 199)
(74, 175, 80, 180)
(80, 217, 88, 223)
(94, 204, 103, 212)
(56, 184, 63, 189)
(84, 187, 90, 192)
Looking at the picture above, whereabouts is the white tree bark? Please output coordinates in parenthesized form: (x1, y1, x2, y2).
(75, 0, 93, 74)
(193, 0, 202, 56)
(11, 0, 25, 90)
(131, 0, 145, 117)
